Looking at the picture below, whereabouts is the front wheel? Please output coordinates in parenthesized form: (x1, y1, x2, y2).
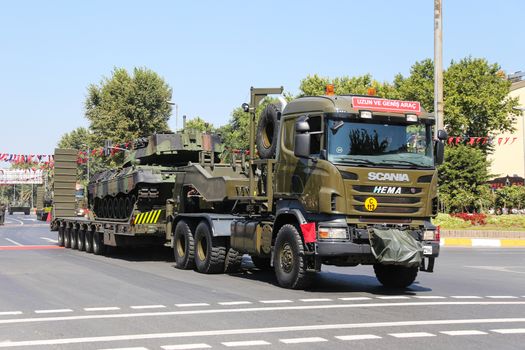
(273, 224, 312, 289)
(85, 229, 93, 253)
(194, 221, 226, 274)
(373, 264, 418, 288)
(173, 220, 195, 270)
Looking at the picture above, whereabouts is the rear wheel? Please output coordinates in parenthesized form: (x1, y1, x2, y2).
(194, 221, 226, 274)
(373, 264, 418, 288)
(57, 225, 65, 247)
(77, 228, 86, 251)
(70, 227, 79, 249)
(85, 229, 93, 253)
(92, 232, 106, 255)
(224, 248, 243, 273)
(273, 224, 312, 289)
(64, 227, 71, 248)
(173, 220, 195, 270)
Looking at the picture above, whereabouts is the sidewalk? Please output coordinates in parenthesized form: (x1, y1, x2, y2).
(440, 229, 525, 247)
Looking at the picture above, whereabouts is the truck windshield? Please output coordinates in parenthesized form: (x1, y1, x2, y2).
(327, 119, 434, 168)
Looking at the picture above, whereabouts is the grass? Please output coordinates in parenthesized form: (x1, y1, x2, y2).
(433, 213, 525, 231)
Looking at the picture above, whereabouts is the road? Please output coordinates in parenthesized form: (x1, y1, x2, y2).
(0, 213, 524, 350)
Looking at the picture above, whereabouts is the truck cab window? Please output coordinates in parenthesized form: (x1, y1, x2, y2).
(308, 116, 322, 157)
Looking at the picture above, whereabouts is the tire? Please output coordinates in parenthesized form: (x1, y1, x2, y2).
(70, 227, 79, 249)
(24, 210, 29, 215)
(373, 264, 419, 289)
(194, 221, 226, 274)
(64, 226, 71, 248)
(57, 225, 65, 247)
(92, 232, 106, 255)
(256, 104, 280, 159)
(173, 220, 195, 270)
(85, 229, 93, 253)
(251, 256, 272, 271)
(273, 224, 312, 289)
(224, 248, 243, 273)
(77, 228, 86, 251)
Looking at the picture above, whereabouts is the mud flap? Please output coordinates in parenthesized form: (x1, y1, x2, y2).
(369, 228, 423, 267)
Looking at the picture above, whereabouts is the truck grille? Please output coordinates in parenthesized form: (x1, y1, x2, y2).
(351, 185, 423, 215)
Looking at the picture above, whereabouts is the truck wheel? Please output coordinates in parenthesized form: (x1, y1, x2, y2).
(64, 227, 71, 248)
(251, 256, 272, 271)
(174, 220, 195, 270)
(77, 228, 86, 251)
(92, 232, 106, 256)
(224, 248, 243, 273)
(24, 210, 29, 215)
(194, 221, 226, 274)
(57, 225, 65, 247)
(274, 224, 312, 289)
(256, 104, 280, 159)
(373, 264, 418, 289)
(85, 229, 93, 253)
(70, 227, 79, 249)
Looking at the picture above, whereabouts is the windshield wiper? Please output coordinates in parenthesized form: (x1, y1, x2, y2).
(377, 160, 429, 168)
(332, 158, 377, 166)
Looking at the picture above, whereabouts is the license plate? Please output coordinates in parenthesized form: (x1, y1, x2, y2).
(423, 245, 433, 255)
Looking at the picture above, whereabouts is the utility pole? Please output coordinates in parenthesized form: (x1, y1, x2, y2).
(434, 0, 444, 137)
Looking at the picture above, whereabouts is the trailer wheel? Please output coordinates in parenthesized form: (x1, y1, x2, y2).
(70, 227, 79, 249)
(251, 256, 272, 271)
(224, 248, 243, 273)
(77, 228, 86, 251)
(57, 225, 65, 247)
(173, 220, 195, 270)
(85, 229, 93, 253)
(273, 224, 312, 289)
(373, 264, 418, 289)
(194, 221, 226, 274)
(64, 226, 72, 248)
(92, 232, 106, 255)
(256, 104, 280, 159)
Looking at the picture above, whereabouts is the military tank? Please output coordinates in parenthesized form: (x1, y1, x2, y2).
(88, 131, 223, 221)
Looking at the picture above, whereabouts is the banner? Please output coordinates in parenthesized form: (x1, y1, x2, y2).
(0, 169, 44, 184)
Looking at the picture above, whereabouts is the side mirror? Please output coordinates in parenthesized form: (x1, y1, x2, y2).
(437, 129, 448, 141)
(294, 116, 310, 158)
(434, 140, 445, 165)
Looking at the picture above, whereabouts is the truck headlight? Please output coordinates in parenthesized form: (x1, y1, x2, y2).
(318, 227, 348, 240)
(423, 230, 439, 241)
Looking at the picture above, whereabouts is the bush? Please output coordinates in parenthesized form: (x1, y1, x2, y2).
(451, 212, 487, 225)
(432, 213, 472, 229)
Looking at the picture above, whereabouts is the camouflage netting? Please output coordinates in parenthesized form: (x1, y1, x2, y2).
(369, 228, 423, 267)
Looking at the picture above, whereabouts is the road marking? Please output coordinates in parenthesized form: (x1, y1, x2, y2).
(222, 340, 270, 347)
(84, 307, 121, 312)
(440, 330, 488, 336)
(451, 296, 482, 299)
(389, 332, 436, 338)
(218, 301, 252, 306)
(34, 309, 73, 314)
(335, 334, 382, 341)
(486, 296, 518, 299)
(130, 305, 166, 310)
(1, 317, 525, 348)
(40, 237, 58, 243)
(491, 328, 525, 334)
(376, 296, 410, 300)
(7, 218, 23, 226)
(4, 238, 23, 246)
(2, 302, 525, 325)
(175, 303, 210, 307)
(338, 297, 371, 301)
(414, 296, 446, 299)
(0, 245, 63, 251)
(259, 300, 293, 304)
(471, 239, 501, 247)
(162, 344, 211, 350)
(0, 311, 22, 316)
(99, 348, 149, 350)
(279, 337, 327, 344)
(299, 298, 332, 302)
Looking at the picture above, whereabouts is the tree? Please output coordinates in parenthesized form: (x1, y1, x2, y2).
(299, 74, 398, 98)
(184, 117, 214, 133)
(85, 67, 173, 162)
(495, 185, 525, 210)
(57, 127, 91, 150)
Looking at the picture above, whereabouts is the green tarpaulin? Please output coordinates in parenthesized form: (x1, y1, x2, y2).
(369, 228, 423, 267)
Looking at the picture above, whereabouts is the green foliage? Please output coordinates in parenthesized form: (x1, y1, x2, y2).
(393, 59, 435, 111)
(433, 213, 525, 230)
(184, 117, 214, 133)
(57, 127, 90, 149)
(432, 213, 472, 229)
(495, 185, 525, 209)
(299, 74, 398, 98)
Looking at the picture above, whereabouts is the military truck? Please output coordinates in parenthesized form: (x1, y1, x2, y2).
(51, 86, 446, 289)
(9, 202, 31, 215)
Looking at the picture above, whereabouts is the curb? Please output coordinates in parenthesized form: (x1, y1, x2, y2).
(441, 238, 525, 247)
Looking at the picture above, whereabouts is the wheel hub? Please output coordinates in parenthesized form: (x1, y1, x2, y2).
(279, 242, 294, 273)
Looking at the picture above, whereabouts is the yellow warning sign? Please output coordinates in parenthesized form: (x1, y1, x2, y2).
(134, 209, 162, 224)
(364, 197, 378, 212)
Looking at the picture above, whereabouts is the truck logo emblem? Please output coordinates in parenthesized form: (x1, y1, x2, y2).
(364, 197, 378, 212)
(373, 186, 401, 194)
(368, 172, 409, 182)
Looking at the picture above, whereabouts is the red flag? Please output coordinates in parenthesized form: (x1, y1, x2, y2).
(455, 137, 461, 145)
(498, 137, 503, 145)
(300, 222, 316, 243)
(447, 137, 454, 145)
(468, 137, 475, 145)
(511, 137, 517, 145)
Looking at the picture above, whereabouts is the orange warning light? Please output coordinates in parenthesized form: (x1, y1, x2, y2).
(367, 87, 376, 96)
(326, 84, 335, 96)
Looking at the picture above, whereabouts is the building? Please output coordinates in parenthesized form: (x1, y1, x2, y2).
(488, 77, 525, 179)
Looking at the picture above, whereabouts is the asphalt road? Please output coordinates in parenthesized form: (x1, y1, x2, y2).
(0, 213, 524, 350)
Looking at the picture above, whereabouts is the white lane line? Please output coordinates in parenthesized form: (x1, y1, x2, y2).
(491, 328, 525, 334)
(222, 340, 270, 347)
(0, 311, 22, 316)
(161, 344, 211, 350)
(440, 330, 488, 336)
(389, 332, 436, 338)
(299, 298, 332, 302)
(486, 296, 518, 299)
(99, 348, 149, 350)
(34, 309, 73, 314)
(451, 296, 482, 299)
(259, 300, 293, 304)
(4, 238, 23, 246)
(279, 337, 327, 344)
(3, 302, 525, 325)
(218, 301, 252, 306)
(1, 317, 525, 348)
(338, 297, 371, 301)
(175, 303, 210, 307)
(376, 296, 410, 300)
(40, 237, 58, 243)
(130, 305, 166, 310)
(335, 334, 382, 341)
(84, 307, 121, 312)
(7, 218, 23, 226)
(414, 296, 446, 299)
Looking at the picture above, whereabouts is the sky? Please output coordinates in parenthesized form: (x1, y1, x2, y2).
(0, 0, 523, 158)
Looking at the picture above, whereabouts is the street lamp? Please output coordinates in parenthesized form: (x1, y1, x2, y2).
(167, 101, 179, 132)
(512, 106, 525, 179)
